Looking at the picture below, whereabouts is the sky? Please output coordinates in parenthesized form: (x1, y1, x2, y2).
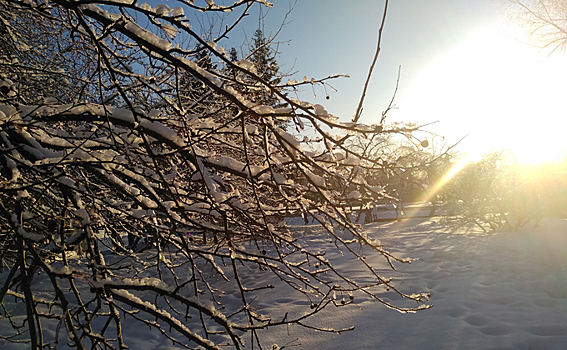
(217, 0, 567, 164)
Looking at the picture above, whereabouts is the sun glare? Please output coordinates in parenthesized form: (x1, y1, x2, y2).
(398, 24, 567, 165)
(421, 151, 476, 205)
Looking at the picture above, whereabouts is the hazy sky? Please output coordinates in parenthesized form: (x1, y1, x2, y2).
(219, 0, 567, 163)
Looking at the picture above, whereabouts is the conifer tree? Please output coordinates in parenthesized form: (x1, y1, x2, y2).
(227, 26, 288, 110)
(248, 28, 285, 108)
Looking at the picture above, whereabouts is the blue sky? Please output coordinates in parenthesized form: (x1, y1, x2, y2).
(204, 0, 567, 163)
(258, 0, 504, 118)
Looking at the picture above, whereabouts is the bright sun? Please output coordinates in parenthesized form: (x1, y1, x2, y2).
(398, 24, 567, 165)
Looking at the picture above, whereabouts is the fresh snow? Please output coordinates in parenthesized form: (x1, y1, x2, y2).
(253, 216, 567, 350)
(2, 215, 567, 349)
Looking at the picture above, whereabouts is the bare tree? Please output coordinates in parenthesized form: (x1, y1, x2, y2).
(507, 0, 567, 54)
(343, 131, 457, 221)
(0, 1, 431, 349)
(441, 151, 546, 232)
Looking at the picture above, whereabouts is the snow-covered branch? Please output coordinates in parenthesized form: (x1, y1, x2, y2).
(0, 0, 434, 348)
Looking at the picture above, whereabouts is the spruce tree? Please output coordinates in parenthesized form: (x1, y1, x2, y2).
(249, 28, 285, 108)
(226, 24, 289, 113)
(227, 29, 288, 107)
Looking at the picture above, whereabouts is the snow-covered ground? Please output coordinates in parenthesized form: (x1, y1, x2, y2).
(256, 217, 567, 350)
(3, 217, 567, 349)
(250, 216, 567, 350)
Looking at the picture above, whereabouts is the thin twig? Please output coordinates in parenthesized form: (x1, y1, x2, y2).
(353, 0, 389, 123)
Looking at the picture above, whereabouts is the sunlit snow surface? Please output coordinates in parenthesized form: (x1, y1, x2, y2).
(3, 217, 567, 349)
(286, 218, 567, 350)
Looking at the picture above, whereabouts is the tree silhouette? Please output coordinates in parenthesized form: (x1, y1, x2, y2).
(508, 0, 567, 54)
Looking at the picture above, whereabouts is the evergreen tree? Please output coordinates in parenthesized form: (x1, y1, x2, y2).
(229, 27, 290, 129)
(248, 28, 285, 108)
(226, 28, 288, 106)
(229, 47, 239, 62)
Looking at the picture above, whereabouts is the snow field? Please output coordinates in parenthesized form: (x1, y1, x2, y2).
(252, 217, 567, 349)
(2, 217, 567, 349)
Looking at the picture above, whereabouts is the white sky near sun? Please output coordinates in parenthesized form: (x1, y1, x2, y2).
(398, 26, 567, 164)
(223, 0, 567, 164)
